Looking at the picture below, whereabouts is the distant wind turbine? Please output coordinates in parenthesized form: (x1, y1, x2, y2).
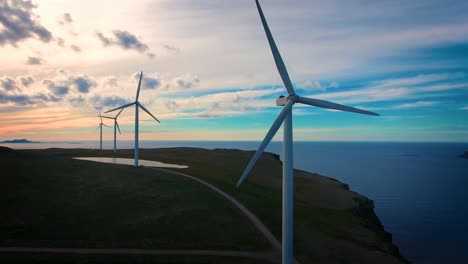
(97, 112, 110, 150)
(105, 71, 160, 167)
(99, 108, 124, 154)
(236, 1, 380, 264)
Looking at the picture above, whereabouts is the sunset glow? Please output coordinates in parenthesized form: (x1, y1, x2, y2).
(1, 0, 467, 142)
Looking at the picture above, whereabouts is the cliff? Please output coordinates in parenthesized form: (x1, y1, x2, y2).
(4, 147, 409, 263)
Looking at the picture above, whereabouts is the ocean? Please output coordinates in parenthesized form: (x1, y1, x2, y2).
(3, 140, 468, 264)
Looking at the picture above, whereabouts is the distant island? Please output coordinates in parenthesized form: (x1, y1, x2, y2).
(459, 151, 468, 159)
(0, 139, 39, 144)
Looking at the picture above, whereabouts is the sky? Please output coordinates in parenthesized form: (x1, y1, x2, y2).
(0, 0, 467, 142)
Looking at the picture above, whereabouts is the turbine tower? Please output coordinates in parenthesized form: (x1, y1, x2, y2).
(236, 1, 380, 264)
(99, 108, 124, 154)
(105, 71, 160, 167)
(96, 112, 110, 150)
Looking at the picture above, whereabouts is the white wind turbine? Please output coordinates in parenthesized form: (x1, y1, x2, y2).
(99, 108, 124, 154)
(236, 1, 380, 264)
(105, 71, 160, 167)
(97, 112, 110, 150)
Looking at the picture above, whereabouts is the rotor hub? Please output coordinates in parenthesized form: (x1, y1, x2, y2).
(276, 94, 298, 106)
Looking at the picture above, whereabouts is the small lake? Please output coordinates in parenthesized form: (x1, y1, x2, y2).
(74, 157, 188, 169)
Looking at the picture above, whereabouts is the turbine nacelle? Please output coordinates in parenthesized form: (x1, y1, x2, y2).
(276, 95, 288, 106)
(238, 2, 380, 263)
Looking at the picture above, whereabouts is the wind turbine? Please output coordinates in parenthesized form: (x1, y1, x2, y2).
(97, 112, 110, 150)
(99, 108, 124, 154)
(105, 71, 160, 167)
(236, 1, 380, 264)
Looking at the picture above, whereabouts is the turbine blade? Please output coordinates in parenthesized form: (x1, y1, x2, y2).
(100, 116, 114, 120)
(135, 71, 143, 101)
(138, 103, 160, 123)
(103, 123, 110, 128)
(99, 111, 102, 123)
(116, 120, 121, 134)
(255, 0, 295, 96)
(297, 96, 380, 116)
(96, 125, 100, 131)
(115, 108, 125, 118)
(237, 99, 294, 187)
(105, 102, 135, 113)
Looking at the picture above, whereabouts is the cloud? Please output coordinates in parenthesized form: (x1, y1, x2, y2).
(96, 32, 111, 45)
(328, 81, 339, 89)
(0, 88, 59, 106)
(143, 76, 161, 89)
(165, 100, 179, 112)
(102, 76, 118, 87)
(393, 101, 437, 109)
(68, 75, 96, 93)
(0, 0, 53, 46)
(163, 44, 180, 53)
(297, 80, 323, 91)
(97, 30, 150, 53)
(297, 80, 340, 91)
(58, 13, 73, 25)
(70, 44, 81, 52)
(56, 37, 65, 47)
(101, 95, 127, 107)
(43, 80, 69, 96)
(132, 72, 161, 89)
(164, 74, 200, 91)
(0, 76, 19, 91)
(33, 93, 61, 103)
(0, 72, 101, 108)
(159, 88, 280, 118)
(43, 72, 97, 96)
(89, 95, 129, 110)
(17, 75, 34, 86)
(175, 75, 200, 89)
(129, 72, 200, 92)
(112, 30, 148, 52)
(68, 95, 85, 107)
(26, 56, 45, 65)
(306, 72, 468, 105)
(372, 72, 466, 89)
(0, 91, 33, 105)
(416, 82, 468, 92)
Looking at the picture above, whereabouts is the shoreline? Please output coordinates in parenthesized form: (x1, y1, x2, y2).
(2, 146, 408, 263)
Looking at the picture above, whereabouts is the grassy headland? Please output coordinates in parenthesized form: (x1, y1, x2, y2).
(0, 147, 408, 263)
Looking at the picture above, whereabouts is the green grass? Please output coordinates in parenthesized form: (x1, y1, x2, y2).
(2, 147, 408, 263)
(0, 148, 268, 251)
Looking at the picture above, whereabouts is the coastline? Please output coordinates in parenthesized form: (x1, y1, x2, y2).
(268, 152, 408, 263)
(1, 146, 408, 263)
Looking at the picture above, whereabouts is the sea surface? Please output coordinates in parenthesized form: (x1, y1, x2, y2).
(3, 140, 468, 264)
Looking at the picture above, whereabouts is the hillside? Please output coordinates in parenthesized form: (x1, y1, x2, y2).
(0, 147, 408, 263)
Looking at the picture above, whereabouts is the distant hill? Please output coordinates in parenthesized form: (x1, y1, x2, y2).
(0, 139, 39, 144)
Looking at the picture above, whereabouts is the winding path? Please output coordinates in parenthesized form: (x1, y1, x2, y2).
(153, 167, 282, 251)
(0, 165, 286, 263)
(0, 247, 277, 261)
